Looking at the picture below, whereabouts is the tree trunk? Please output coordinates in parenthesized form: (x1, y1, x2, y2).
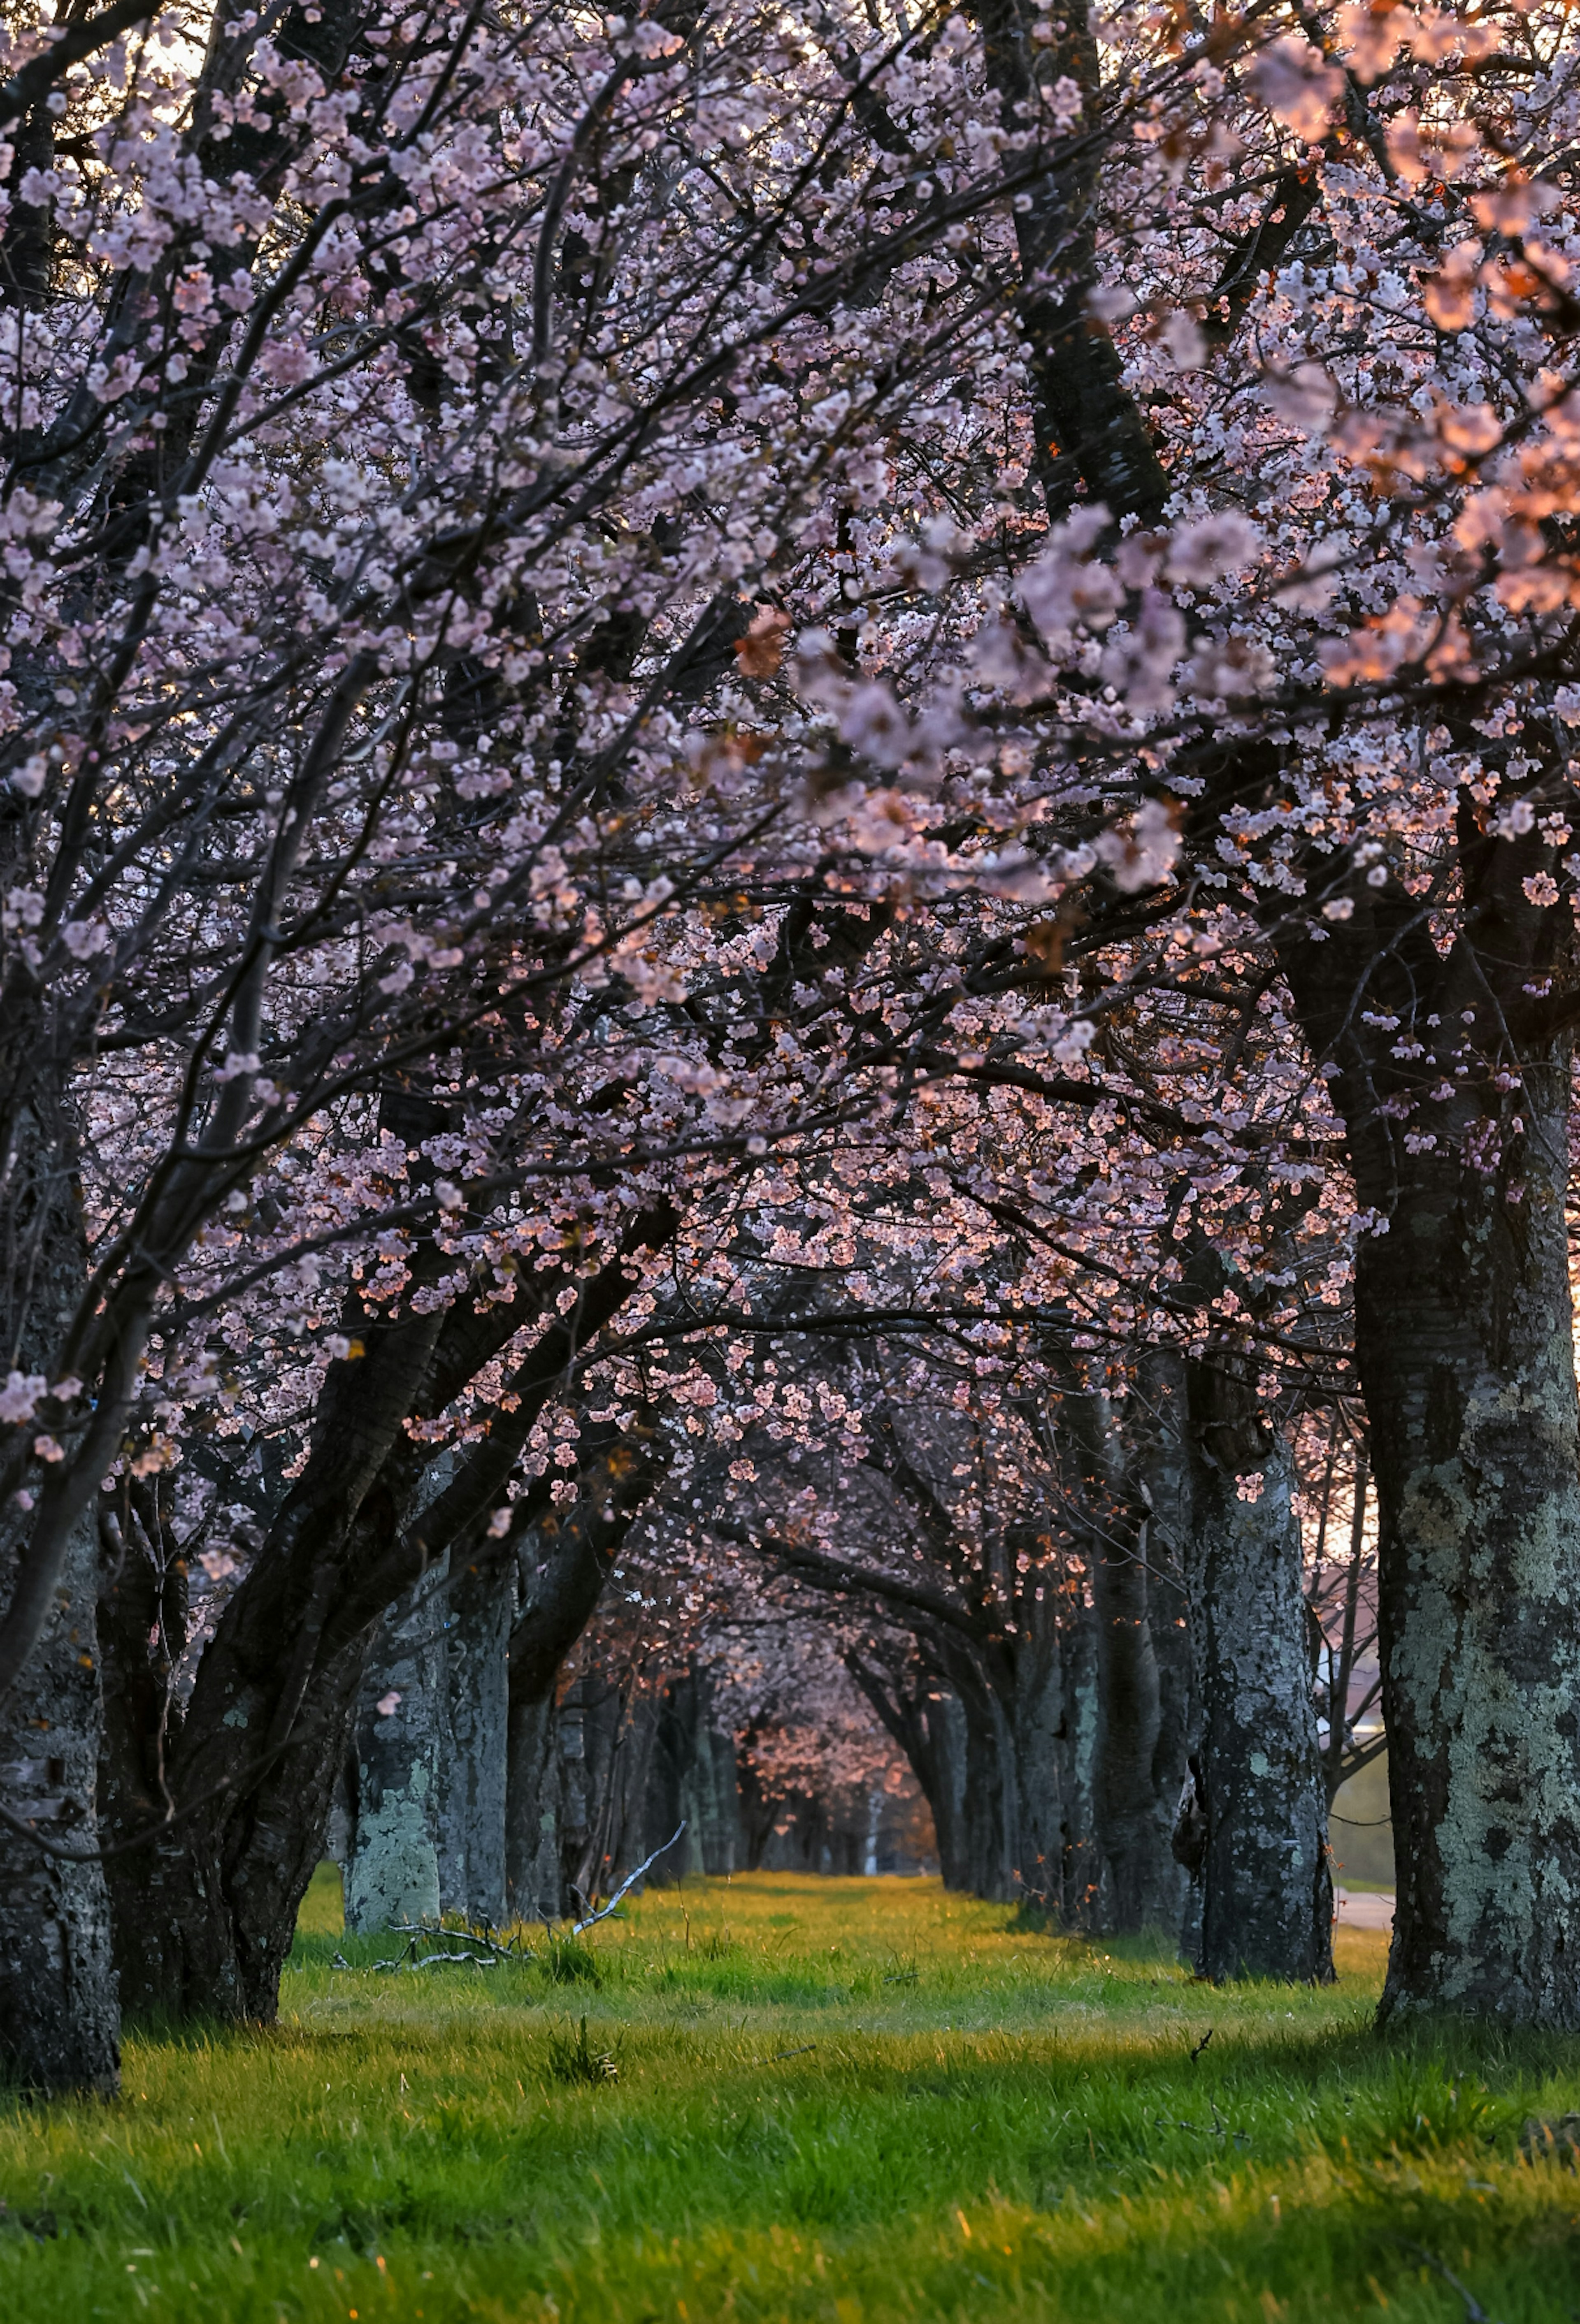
(1139, 1351, 1198, 1954)
(503, 1428, 669, 1920)
(1272, 816, 1580, 2022)
(906, 1687, 974, 1890)
(505, 1690, 565, 1922)
(848, 1657, 976, 1891)
(1010, 1623, 1069, 1911)
(438, 1553, 515, 1926)
(344, 1559, 449, 1933)
(955, 1664, 1016, 1900)
(974, 0, 1169, 519)
(736, 1718, 781, 1870)
(100, 1215, 676, 2018)
(1186, 1368, 1332, 1984)
(0, 1508, 120, 2091)
(646, 1663, 741, 1878)
(1057, 1592, 1105, 1927)
(0, 1102, 119, 2091)
(1358, 1059, 1580, 2024)
(1094, 1518, 1170, 1931)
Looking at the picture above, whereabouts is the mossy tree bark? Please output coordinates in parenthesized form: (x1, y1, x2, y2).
(1276, 802, 1580, 2024)
(1185, 1363, 1333, 1985)
(344, 1560, 449, 1934)
(438, 1552, 516, 1927)
(0, 1098, 119, 2093)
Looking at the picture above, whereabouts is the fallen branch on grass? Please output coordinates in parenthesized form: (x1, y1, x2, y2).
(572, 1823, 686, 1935)
(1386, 2238, 1506, 2324)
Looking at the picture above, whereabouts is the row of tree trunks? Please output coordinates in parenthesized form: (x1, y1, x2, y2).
(645, 1663, 742, 1881)
(840, 1357, 1331, 1983)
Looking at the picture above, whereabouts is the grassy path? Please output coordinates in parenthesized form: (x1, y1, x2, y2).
(0, 1872, 1576, 2320)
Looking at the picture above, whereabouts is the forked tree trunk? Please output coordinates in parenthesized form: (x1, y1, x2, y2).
(1186, 1367, 1332, 1985)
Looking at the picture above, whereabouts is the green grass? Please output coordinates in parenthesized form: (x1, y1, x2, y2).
(1, 1871, 1577, 2321)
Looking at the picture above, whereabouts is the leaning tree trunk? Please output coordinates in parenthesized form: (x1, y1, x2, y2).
(504, 1426, 669, 1919)
(0, 1100, 119, 2091)
(1186, 1365, 1332, 1985)
(100, 1201, 677, 2020)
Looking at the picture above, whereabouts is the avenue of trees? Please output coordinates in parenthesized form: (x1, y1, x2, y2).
(2, 0, 1580, 2092)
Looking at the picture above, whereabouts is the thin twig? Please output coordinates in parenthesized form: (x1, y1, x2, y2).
(385, 1920, 529, 1960)
(1386, 2238, 1506, 2324)
(572, 1822, 686, 1934)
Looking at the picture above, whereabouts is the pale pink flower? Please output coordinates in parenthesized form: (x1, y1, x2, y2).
(0, 1372, 46, 1425)
(1248, 39, 1345, 143)
(1095, 798, 1181, 892)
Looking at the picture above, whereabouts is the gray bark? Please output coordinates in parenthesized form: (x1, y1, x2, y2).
(344, 1557, 449, 1932)
(1059, 1596, 1105, 1925)
(439, 1553, 515, 1926)
(0, 1507, 119, 2092)
(1186, 1370, 1332, 1984)
(1359, 1053, 1580, 2025)
(505, 1690, 564, 1922)
(1276, 820, 1580, 2024)
(0, 1100, 118, 2091)
(1011, 1626, 1068, 1910)
(646, 1662, 741, 1878)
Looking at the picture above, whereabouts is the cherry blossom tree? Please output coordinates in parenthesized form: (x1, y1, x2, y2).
(5, 0, 1580, 2094)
